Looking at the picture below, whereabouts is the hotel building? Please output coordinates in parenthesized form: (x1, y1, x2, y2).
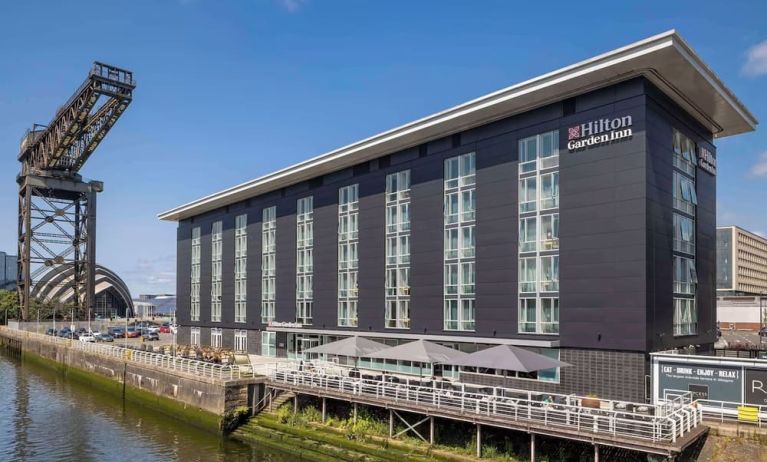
(160, 31, 756, 402)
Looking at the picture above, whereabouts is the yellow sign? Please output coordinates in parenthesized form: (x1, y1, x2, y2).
(737, 405, 759, 423)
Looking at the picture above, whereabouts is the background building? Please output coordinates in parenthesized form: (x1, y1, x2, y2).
(160, 31, 756, 402)
(133, 294, 176, 319)
(0, 252, 17, 291)
(717, 225, 767, 296)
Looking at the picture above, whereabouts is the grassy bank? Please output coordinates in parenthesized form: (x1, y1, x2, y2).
(20, 348, 222, 432)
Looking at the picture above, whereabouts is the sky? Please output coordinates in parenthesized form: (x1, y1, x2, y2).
(0, 0, 765, 296)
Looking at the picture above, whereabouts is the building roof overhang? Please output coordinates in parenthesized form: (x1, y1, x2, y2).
(159, 30, 757, 222)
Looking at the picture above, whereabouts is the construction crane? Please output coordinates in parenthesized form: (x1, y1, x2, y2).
(17, 62, 135, 322)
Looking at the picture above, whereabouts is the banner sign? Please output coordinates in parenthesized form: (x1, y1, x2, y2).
(658, 362, 743, 402)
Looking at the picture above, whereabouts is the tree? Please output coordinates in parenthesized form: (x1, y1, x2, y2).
(0, 290, 18, 324)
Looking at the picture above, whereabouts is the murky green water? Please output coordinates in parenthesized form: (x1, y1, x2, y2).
(0, 350, 292, 462)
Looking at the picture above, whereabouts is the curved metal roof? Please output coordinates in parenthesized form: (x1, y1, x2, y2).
(32, 264, 133, 312)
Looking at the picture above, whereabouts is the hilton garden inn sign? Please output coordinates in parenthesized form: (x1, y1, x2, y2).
(567, 115, 633, 151)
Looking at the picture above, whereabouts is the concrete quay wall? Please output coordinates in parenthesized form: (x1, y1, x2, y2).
(0, 327, 263, 432)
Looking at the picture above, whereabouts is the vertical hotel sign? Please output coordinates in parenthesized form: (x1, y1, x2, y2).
(567, 116, 633, 151)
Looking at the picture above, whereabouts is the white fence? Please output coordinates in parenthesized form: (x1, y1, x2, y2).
(3, 328, 254, 381)
(268, 366, 702, 444)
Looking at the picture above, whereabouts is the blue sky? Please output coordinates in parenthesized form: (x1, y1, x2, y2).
(0, 1, 765, 295)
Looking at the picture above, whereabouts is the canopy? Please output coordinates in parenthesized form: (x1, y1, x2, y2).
(364, 339, 469, 364)
(304, 336, 390, 357)
(447, 344, 570, 372)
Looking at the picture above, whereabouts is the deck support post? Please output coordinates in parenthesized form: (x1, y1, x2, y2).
(389, 409, 394, 437)
(531, 433, 536, 462)
(429, 416, 435, 445)
(293, 394, 298, 415)
(321, 397, 327, 423)
(594, 444, 599, 462)
(476, 424, 481, 458)
(353, 402, 358, 423)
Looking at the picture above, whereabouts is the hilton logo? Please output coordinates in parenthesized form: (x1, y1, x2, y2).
(567, 115, 633, 151)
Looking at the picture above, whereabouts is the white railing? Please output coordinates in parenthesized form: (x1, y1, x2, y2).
(697, 399, 767, 427)
(4, 328, 255, 381)
(268, 367, 701, 444)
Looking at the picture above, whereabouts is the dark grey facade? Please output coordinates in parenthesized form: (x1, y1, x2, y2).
(170, 77, 720, 401)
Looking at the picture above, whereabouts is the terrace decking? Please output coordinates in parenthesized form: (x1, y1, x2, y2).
(262, 364, 707, 459)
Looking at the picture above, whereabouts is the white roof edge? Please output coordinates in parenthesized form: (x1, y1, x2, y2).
(159, 30, 756, 222)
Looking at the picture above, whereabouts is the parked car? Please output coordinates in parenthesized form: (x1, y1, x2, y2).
(59, 329, 78, 340)
(142, 332, 160, 341)
(45, 328, 57, 336)
(108, 327, 125, 338)
(146, 325, 160, 334)
(159, 324, 171, 334)
(759, 327, 767, 337)
(79, 333, 96, 343)
(170, 324, 178, 334)
(126, 327, 140, 338)
(95, 333, 114, 342)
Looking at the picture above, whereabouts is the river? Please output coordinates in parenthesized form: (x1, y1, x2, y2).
(0, 350, 292, 462)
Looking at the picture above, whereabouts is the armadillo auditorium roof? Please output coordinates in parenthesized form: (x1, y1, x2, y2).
(158, 30, 757, 223)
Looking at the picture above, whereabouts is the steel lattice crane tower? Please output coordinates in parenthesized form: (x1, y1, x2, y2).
(17, 63, 135, 321)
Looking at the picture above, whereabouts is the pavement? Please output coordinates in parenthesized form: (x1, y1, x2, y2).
(720, 330, 765, 348)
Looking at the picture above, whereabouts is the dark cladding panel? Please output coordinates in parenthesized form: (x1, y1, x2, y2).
(357, 171, 386, 331)
(559, 95, 649, 351)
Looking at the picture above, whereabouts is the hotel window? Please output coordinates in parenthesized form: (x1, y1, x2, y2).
(234, 214, 247, 323)
(210, 221, 222, 322)
(261, 331, 276, 357)
(519, 177, 537, 213)
(519, 130, 559, 174)
(444, 152, 476, 331)
(190, 227, 201, 321)
(296, 197, 313, 325)
(190, 327, 200, 346)
(674, 298, 697, 336)
(261, 206, 276, 324)
(386, 170, 411, 329)
(673, 172, 697, 216)
(518, 299, 536, 333)
(518, 130, 560, 335)
(234, 330, 248, 353)
(211, 328, 222, 348)
(673, 213, 695, 255)
(338, 184, 359, 327)
(540, 255, 559, 292)
(674, 255, 698, 295)
(540, 172, 559, 210)
(673, 129, 697, 177)
(540, 214, 559, 251)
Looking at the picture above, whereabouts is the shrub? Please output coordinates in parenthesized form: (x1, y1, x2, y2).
(221, 406, 250, 433)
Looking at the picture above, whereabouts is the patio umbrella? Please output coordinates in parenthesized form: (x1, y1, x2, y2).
(304, 336, 390, 366)
(447, 344, 571, 373)
(363, 339, 470, 378)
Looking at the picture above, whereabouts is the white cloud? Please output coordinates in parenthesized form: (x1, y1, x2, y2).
(121, 255, 176, 295)
(750, 151, 767, 177)
(755, 231, 766, 238)
(743, 40, 767, 77)
(277, 0, 305, 12)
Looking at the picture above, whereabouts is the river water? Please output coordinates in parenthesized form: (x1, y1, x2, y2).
(0, 350, 291, 462)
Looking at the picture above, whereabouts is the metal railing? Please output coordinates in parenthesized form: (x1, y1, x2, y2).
(268, 366, 701, 444)
(3, 328, 255, 381)
(664, 389, 767, 427)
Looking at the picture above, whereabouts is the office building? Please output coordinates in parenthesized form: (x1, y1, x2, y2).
(717, 225, 767, 296)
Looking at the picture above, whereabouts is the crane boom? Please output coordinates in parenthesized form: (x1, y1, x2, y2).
(19, 62, 134, 174)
